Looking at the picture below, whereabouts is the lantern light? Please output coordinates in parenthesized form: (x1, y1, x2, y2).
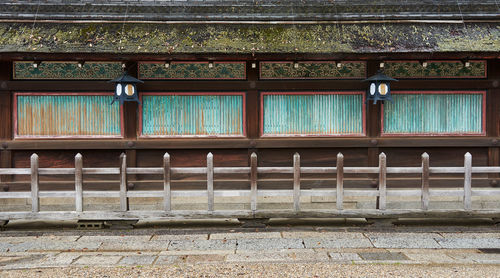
(379, 62, 385, 69)
(208, 62, 214, 68)
(77, 61, 85, 68)
(108, 72, 143, 105)
(363, 70, 398, 104)
(251, 62, 257, 69)
(164, 61, 170, 68)
(293, 62, 299, 69)
(420, 60, 428, 68)
(336, 61, 342, 68)
(33, 61, 41, 68)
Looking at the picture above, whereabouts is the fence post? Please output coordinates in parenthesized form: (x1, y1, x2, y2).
(464, 152, 472, 210)
(421, 152, 430, 210)
(75, 153, 83, 212)
(30, 153, 39, 213)
(119, 153, 129, 211)
(336, 152, 344, 210)
(163, 152, 171, 212)
(293, 153, 300, 212)
(207, 152, 214, 212)
(250, 152, 258, 211)
(378, 153, 387, 210)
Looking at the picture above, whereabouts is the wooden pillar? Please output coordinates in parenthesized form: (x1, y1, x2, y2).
(487, 59, 500, 186)
(366, 60, 382, 187)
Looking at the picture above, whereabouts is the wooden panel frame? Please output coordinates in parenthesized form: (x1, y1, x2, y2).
(13, 61, 123, 80)
(384, 60, 487, 79)
(139, 92, 247, 138)
(260, 91, 366, 137)
(381, 90, 487, 137)
(259, 61, 367, 80)
(138, 61, 247, 80)
(13, 92, 124, 139)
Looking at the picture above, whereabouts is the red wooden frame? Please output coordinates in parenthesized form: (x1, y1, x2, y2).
(138, 92, 247, 138)
(260, 91, 366, 137)
(259, 61, 367, 80)
(385, 60, 487, 79)
(13, 92, 125, 139)
(381, 90, 487, 137)
(138, 61, 247, 80)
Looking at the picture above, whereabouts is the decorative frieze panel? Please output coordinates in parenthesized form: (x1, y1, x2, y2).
(383, 60, 486, 79)
(261, 92, 365, 136)
(259, 61, 366, 79)
(138, 62, 246, 80)
(13, 61, 123, 80)
(140, 93, 245, 137)
(15, 93, 122, 138)
(382, 91, 485, 136)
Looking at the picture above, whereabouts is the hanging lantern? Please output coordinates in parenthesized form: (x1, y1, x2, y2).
(108, 72, 143, 105)
(363, 70, 398, 104)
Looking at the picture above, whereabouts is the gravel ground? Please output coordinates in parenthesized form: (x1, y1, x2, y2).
(1, 263, 500, 278)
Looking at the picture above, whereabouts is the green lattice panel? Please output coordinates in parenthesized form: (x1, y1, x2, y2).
(259, 61, 366, 79)
(138, 62, 246, 80)
(384, 61, 486, 79)
(13, 61, 124, 80)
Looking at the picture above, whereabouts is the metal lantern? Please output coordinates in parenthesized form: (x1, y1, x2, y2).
(364, 70, 398, 104)
(108, 72, 143, 105)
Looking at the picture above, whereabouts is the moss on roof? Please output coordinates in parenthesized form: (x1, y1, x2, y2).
(0, 22, 498, 54)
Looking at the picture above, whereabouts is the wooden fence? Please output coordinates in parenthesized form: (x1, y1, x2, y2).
(0, 152, 499, 222)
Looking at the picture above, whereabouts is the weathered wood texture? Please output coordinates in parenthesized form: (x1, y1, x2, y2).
(421, 153, 430, 210)
(1, 57, 499, 193)
(1, 151, 500, 222)
(74, 153, 83, 212)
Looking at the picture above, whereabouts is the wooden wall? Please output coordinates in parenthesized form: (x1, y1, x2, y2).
(0, 55, 499, 191)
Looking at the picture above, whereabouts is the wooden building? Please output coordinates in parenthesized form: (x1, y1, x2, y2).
(0, 0, 499, 194)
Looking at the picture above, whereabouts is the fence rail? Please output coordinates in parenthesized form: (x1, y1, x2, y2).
(0, 152, 499, 222)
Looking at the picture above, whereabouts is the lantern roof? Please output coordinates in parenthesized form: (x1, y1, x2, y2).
(108, 72, 143, 84)
(364, 71, 398, 82)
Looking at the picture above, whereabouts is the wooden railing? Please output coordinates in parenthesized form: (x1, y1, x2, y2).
(0, 152, 499, 221)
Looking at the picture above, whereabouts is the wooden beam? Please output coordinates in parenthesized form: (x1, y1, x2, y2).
(207, 152, 214, 212)
(3, 137, 499, 150)
(119, 153, 129, 211)
(293, 153, 300, 212)
(336, 152, 344, 210)
(0, 209, 499, 221)
(464, 152, 472, 210)
(163, 152, 171, 212)
(250, 152, 258, 211)
(30, 153, 39, 212)
(74, 153, 83, 212)
(421, 152, 430, 210)
(378, 152, 387, 210)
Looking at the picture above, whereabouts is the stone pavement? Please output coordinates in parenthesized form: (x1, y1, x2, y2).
(0, 225, 499, 270)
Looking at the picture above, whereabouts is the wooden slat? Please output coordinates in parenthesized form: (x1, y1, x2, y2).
(74, 153, 83, 212)
(336, 152, 344, 210)
(378, 152, 387, 210)
(30, 153, 39, 212)
(258, 167, 294, 174)
(0, 169, 30, 175)
(207, 152, 214, 212)
(421, 152, 430, 210)
(464, 152, 472, 210)
(38, 168, 75, 175)
(163, 152, 171, 212)
(250, 152, 257, 211)
(83, 168, 120, 175)
(119, 153, 129, 211)
(293, 153, 300, 212)
(344, 167, 379, 174)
